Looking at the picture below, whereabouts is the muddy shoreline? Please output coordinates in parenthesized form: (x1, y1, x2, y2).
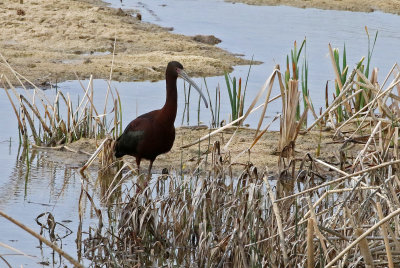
(226, 0, 400, 15)
(0, 0, 252, 86)
(41, 126, 360, 176)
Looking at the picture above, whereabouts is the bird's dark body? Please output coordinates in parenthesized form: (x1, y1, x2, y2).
(115, 109, 176, 163)
(114, 61, 183, 171)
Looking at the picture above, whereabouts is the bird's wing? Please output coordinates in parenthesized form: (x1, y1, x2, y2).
(115, 120, 146, 158)
(114, 110, 159, 158)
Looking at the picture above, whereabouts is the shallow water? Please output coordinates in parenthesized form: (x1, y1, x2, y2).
(0, 147, 87, 266)
(1, 0, 400, 266)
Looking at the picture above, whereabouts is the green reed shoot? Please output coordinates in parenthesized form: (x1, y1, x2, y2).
(285, 39, 310, 123)
(216, 84, 220, 127)
(203, 78, 221, 128)
(331, 28, 378, 123)
(359, 27, 378, 109)
(24, 146, 30, 196)
(203, 78, 216, 128)
(224, 71, 236, 121)
(301, 51, 313, 126)
(224, 60, 252, 124)
(365, 27, 378, 80)
(332, 44, 348, 122)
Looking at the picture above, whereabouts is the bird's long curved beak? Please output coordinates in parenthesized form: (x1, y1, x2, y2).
(178, 70, 209, 108)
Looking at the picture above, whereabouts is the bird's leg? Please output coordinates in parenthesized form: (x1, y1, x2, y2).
(135, 157, 144, 194)
(142, 160, 153, 190)
(147, 160, 154, 178)
(135, 157, 141, 175)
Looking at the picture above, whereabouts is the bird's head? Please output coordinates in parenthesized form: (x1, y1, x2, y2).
(166, 61, 208, 108)
(166, 61, 184, 78)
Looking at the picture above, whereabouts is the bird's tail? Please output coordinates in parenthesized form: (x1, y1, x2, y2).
(114, 137, 124, 158)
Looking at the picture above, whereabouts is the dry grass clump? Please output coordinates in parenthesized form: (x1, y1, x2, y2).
(0, 52, 121, 148)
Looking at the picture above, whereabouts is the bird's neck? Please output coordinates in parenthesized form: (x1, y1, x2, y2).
(160, 77, 178, 125)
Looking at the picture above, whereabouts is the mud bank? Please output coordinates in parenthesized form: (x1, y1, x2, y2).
(227, 0, 400, 15)
(0, 0, 251, 86)
(40, 126, 359, 176)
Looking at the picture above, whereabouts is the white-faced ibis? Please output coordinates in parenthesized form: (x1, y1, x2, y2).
(115, 61, 208, 177)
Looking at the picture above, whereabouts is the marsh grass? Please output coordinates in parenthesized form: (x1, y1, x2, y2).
(0, 49, 121, 148)
(1, 49, 121, 176)
(329, 28, 379, 123)
(223, 60, 253, 125)
(203, 78, 221, 128)
(285, 39, 316, 125)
